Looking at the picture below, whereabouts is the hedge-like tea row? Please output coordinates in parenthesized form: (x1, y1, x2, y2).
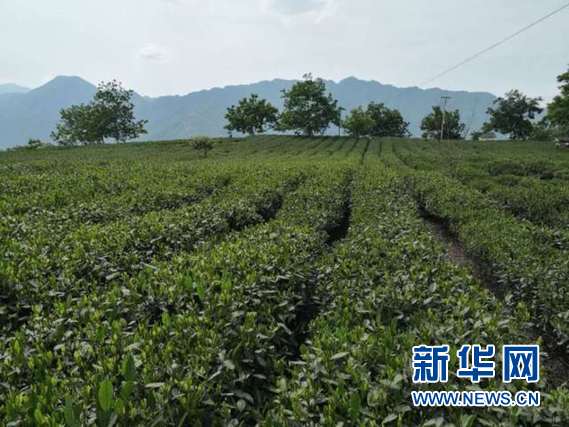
(0, 164, 353, 425)
(0, 165, 304, 337)
(0, 160, 209, 216)
(382, 140, 569, 355)
(2, 137, 568, 425)
(391, 139, 569, 232)
(265, 163, 569, 426)
(407, 171, 569, 354)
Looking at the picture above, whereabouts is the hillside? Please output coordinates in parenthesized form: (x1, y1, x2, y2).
(1, 137, 568, 425)
(0, 76, 496, 148)
(0, 83, 29, 95)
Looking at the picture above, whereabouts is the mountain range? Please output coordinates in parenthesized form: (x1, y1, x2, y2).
(0, 83, 30, 95)
(0, 76, 496, 149)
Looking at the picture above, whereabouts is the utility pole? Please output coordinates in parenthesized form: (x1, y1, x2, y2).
(440, 96, 451, 142)
(337, 107, 344, 137)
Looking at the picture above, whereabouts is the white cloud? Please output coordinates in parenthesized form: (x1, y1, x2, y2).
(138, 44, 168, 62)
(263, 0, 339, 25)
(270, 0, 328, 15)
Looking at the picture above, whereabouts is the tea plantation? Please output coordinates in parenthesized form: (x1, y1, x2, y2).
(1, 136, 569, 425)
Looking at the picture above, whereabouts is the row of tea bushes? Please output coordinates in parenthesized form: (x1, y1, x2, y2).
(0, 160, 212, 216)
(0, 165, 354, 425)
(407, 171, 569, 355)
(265, 163, 569, 426)
(0, 165, 305, 336)
(383, 140, 569, 355)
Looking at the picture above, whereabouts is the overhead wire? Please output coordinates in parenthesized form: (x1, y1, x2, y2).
(420, 2, 569, 86)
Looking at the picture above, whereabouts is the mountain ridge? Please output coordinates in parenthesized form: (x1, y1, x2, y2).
(0, 83, 30, 95)
(0, 76, 496, 148)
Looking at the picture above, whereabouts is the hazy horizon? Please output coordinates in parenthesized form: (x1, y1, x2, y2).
(1, 1, 568, 100)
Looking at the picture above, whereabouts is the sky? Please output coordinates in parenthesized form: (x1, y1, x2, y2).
(1, 0, 568, 99)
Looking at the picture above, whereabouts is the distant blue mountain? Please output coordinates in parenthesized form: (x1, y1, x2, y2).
(0, 75, 496, 149)
(0, 83, 30, 95)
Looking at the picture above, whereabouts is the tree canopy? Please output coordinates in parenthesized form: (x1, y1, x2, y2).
(277, 74, 341, 137)
(224, 94, 278, 136)
(51, 104, 104, 146)
(547, 67, 569, 137)
(420, 106, 465, 140)
(51, 80, 147, 145)
(343, 107, 374, 140)
(367, 102, 410, 137)
(482, 90, 543, 140)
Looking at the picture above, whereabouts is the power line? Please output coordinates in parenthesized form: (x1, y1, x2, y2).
(420, 2, 569, 86)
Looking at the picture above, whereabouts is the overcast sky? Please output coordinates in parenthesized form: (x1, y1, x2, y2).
(1, 0, 568, 99)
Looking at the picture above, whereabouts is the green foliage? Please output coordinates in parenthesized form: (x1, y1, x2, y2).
(191, 136, 215, 157)
(224, 94, 278, 135)
(366, 102, 410, 137)
(483, 89, 543, 140)
(51, 80, 147, 146)
(529, 119, 561, 142)
(92, 80, 148, 143)
(421, 106, 465, 140)
(26, 138, 47, 149)
(470, 130, 482, 141)
(1, 136, 569, 425)
(342, 106, 374, 139)
(51, 103, 104, 145)
(277, 73, 341, 137)
(547, 66, 569, 137)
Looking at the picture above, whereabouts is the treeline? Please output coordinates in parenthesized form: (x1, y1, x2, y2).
(225, 68, 569, 142)
(225, 74, 409, 138)
(35, 66, 569, 148)
(224, 73, 410, 140)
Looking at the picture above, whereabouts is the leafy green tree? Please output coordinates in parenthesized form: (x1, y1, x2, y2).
(366, 102, 409, 137)
(482, 90, 543, 140)
(91, 80, 147, 143)
(51, 104, 103, 145)
(191, 136, 214, 158)
(277, 74, 341, 137)
(529, 118, 559, 142)
(51, 80, 147, 145)
(420, 106, 465, 140)
(343, 107, 374, 140)
(27, 138, 46, 149)
(547, 66, 569, 137)
(225, 94, 278, 136)
(470, 130, 496, 141)
(470, 130, 482, 141)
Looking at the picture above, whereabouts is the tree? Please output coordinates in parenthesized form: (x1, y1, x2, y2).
(528, 118, 556, 142)
(470, 130, 496, 141)
(224, 94, 278, 136)
(420, 106, 465, 140)
(470, 130, 482, 141)
(91, 80, 147, 143)
(51, 80, 147, 145)
(51, 104, 103, 145)
(191, 136, 214, 158)
(277, 73, 341, 137)
(482, 90, 543, 140)
(27, 138, 47, 149)
(343, 107, 374, 140)
(547, 66, 569, 137)
(366, 102, 409, 137)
